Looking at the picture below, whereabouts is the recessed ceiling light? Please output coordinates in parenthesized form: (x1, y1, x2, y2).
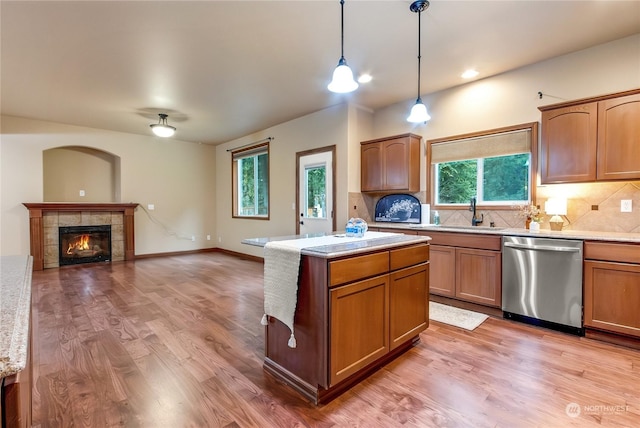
(461, 69, 479, 79)
(358, 74, 372, 83)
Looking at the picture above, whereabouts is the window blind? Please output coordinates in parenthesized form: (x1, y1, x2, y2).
(431, 129, 531, 164)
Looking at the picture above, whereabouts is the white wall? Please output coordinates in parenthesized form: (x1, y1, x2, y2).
(0, 116, 216, 256)
(215, 104, 355, 258)
(372, 34, 640, 188)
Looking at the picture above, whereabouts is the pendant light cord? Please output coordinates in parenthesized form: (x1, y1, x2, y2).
(340, 0, 345, 60)
(416, 7, 422, 100)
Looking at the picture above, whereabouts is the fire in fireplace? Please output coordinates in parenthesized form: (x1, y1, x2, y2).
(59, 225, 112, 266)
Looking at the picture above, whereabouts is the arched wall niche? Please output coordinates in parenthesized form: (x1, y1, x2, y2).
(43, 146, 121, 202)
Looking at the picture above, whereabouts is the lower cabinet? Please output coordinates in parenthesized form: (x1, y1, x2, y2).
(456, 247, 501, 307)
(421, 231, 502, 308)
(330, 275, 389, 385)
(329, 258, 429, 386)
(428, 245, 455, 297)
(389, 263, 429, 350)
(584, 241, 640, 338)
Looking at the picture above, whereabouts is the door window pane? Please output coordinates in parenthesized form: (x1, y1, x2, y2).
(305, 165, 326, 218)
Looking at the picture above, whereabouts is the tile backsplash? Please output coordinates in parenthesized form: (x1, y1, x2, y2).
(350, 180, 640, 233)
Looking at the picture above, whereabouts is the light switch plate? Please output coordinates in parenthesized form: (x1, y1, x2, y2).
(621, 200, 632, 212)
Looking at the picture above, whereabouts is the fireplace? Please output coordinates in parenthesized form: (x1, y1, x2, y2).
(59, 225, 112, 266)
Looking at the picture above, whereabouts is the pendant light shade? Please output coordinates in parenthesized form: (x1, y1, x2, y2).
(328, 0, 358, 94)
(150, 113, 176, 137)
(407, 98, 431, 123)
(407, 0, 431, 123)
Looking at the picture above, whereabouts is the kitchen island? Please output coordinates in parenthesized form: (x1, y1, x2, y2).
(243, 232, 430, 404)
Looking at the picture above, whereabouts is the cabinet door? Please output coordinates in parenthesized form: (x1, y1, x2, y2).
(382, 138, 411, 190)
(361, 142, 383, 192)
(456, 248, 501, 307)
(584, 260, 640, 337)
(597, 93, 640, 181)
(540, 102, 598, 183)
(389, 263, 428, 351)
(329, 275, 389, 386)
(428, 245, 456, 297)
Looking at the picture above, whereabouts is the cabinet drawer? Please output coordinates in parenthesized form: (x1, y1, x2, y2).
(584, 241, 640, 264)
(390, 243, 429, 271)
(419, 231, 501, 251)
(329, 252, 389, 286)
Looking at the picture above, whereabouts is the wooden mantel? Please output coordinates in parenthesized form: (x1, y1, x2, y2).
(23, 203, 139, 271)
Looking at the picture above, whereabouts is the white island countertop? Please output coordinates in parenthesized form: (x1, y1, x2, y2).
(242, 231, 430, 259)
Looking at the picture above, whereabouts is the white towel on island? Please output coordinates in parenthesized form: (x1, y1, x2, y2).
(261, 241, 303, 348)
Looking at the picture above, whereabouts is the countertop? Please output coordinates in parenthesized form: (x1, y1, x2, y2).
(1, 255, 33, 379)
(370, 223, 640, 243)
(242, 231, 430, 258)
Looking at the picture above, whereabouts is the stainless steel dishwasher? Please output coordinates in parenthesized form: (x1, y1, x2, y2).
(502, 236, 583, 335)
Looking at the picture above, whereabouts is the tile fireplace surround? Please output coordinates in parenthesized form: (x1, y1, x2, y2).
(23, 203, 138, 270)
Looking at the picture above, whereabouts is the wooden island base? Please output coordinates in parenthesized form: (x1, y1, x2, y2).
(258, 237, 431, 405)
(264, 336, 421, 405)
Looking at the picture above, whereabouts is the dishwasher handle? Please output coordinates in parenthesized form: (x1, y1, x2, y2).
(503, 242, 581, 253)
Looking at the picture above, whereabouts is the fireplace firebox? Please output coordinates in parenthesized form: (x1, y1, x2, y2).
(59, 225, 112, 266)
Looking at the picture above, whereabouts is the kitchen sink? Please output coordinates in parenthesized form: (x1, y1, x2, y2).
(438, 225, 505, 231)
(409, 224, 505, 231)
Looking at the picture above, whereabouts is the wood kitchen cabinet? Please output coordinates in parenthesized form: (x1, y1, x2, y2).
(420, 231, 502, 308)
(330, 274, 389, 385)
(539, 89, 640, 184)
(263, 240, 429, 404)
(361, 133, 421, 193)
(584, 241, 640, 339)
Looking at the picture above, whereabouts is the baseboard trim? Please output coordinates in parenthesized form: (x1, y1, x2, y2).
(134, 247, 219, 259)
(134, 247, 264, 263)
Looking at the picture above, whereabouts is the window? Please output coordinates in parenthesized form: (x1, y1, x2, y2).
(429, 123, 537, 207)
(232, 142, 269, 218)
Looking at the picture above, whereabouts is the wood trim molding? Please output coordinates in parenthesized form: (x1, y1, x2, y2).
(23, 203, 139, 270)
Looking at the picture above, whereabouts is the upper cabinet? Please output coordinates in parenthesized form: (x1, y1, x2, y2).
(361, 133, 421, 193)
(539, 89, 640, 184)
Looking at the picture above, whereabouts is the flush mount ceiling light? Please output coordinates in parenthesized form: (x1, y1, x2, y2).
(328, 0, 358, 93)
(461, 69, 479, 79)
(150, 113, 176, 138)
(407, 0, 431, 124)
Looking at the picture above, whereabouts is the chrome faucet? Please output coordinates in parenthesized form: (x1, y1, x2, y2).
(470, 196, 484, 226)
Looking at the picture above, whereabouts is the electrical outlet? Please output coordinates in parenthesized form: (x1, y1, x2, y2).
(191, 235, 195, 242)
(79, 190, 85, 197)
(621, 200, 632, 212)
(206, 235, 211, 240)
(147, 204, 155, 210)
(218, 236, 222, 243)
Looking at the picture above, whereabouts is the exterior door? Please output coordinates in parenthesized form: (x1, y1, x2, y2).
(297, 146, 335, 235)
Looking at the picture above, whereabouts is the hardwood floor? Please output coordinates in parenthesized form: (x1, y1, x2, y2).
(30, 253, 640, 427)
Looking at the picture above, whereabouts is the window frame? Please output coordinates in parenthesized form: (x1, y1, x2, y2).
(427, 122, 538, 210)
(231, 141, 270, 219)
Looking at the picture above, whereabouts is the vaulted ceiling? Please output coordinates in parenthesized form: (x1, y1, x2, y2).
(2, 1, 639, 144)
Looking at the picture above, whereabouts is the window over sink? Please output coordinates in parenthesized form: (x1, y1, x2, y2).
(428, 122, 538, 207)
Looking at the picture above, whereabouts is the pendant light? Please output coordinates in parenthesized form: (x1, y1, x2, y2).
(328, 0, 358, 93)
(150, 113, 176, 137)
(407, 0, 431, 123)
